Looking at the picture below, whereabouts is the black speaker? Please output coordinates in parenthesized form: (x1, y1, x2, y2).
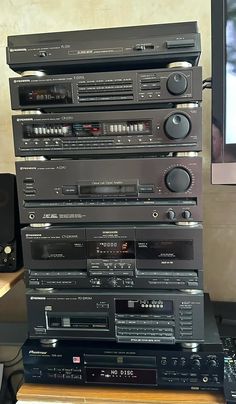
(0, 174, 22, 272)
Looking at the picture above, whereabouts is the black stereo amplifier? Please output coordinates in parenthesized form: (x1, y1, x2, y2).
(12, 106, 202, 157)
(16, 157, 202, 225)
(9, 67, 202, 112)
(7, 22, 201, 74)
(22, 224, 203, 290)
(26, 289, 204, 344)
(22, 296, 223, 390)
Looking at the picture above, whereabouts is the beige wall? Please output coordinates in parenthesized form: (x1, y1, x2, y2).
(0, 0, 234, 307)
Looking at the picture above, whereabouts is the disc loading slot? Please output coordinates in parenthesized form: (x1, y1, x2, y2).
(46, 312, 109, 330)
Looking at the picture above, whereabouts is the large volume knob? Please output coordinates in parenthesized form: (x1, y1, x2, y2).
(166, 72, 188, 95)
(165, 167, 191, 192)
(165, 113, 191, 139)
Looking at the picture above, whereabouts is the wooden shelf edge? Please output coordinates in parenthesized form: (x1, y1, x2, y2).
(0, 268, 24, 298)
(17, 384, 225, 404)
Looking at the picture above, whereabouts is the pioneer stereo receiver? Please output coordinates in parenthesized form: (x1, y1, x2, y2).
(26, 289, 204, 344)
(12, 107, 202, 157)
(22, 296, 223, 390)
(9, 67, 202, 112)
(7, 22, 201, 74)
(22, 224, 203, 290)
(16, 157, 202, 224)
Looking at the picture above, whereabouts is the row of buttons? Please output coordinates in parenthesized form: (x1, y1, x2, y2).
(139, 92, 161, 100)
(78, 78, 133, 84)
(89, 271, 133, 276)
(116, 319, 174, 326)
(47, 373, 82, 380)
(78, 84, 133, 92)
(116, 314, 173, 319)
(90, 264, 134, 270)
(140, 82, 161, 91)
(79, 95, 134, 102)
(117, 331, 173, 337)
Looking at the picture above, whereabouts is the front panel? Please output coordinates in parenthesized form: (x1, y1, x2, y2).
(22, 338, 224, 390)
(16, 157, 202, 224)
(12, 107, 202, 156)
(22, 224, 203, 290)
(26, 290, 204, 344)
(7, 22, 201, 73)
(10, 67, 202, 112)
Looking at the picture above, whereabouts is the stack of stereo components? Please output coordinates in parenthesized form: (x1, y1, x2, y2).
(7, 22, 224, 391)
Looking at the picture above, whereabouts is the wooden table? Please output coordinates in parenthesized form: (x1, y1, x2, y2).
(0, 268, 24, 298)
(17, 384, 225, 404)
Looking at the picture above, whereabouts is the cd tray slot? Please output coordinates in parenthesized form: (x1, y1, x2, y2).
(47, 312, 109, 330)
(84, 354, 156, 366)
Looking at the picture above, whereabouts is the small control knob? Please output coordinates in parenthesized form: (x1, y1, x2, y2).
(208, 359, 217, 368)
(191, 359, 201, 369)
(166, 72, 188, 95)
(182, 210, 192, 219)
(4, 246, 12, 255)
(165, 167, 191, 193)
(165, 113, 191, 139)
(161, 358, 167, 366)
(109, 278, 118, 287)
(167, 210, 176, 220)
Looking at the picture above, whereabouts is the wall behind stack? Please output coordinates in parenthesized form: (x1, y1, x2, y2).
(0, 0, 233, 305)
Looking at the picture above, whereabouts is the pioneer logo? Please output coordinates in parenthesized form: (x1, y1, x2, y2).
(17, 118, 33, 122)
(26, 234, 42, 237)
(62, 235, 78, 239)
(19, 167, 37, 170)
(30, 297, 46, 300)
(13, 79, 30, 83)
(9, 48, 27, 52)
(29, 350, 47, 355)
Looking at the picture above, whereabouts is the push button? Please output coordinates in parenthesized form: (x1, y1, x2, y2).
(62, 186, 78, 195)
(166, 39, 195, 49)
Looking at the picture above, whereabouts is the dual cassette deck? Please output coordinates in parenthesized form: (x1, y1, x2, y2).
(22, 223, 203, 290)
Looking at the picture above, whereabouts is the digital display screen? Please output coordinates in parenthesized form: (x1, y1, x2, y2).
(115, 299, 173, 315)
(85, 367, 157, 385)
(19, 84, 73, 106)
(79, 184, 137, 196)
(88, 240, 135, 259)
(31, 241, 86, 260)
(136, 240, 193, 260)
(73, 122, 102, 136)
